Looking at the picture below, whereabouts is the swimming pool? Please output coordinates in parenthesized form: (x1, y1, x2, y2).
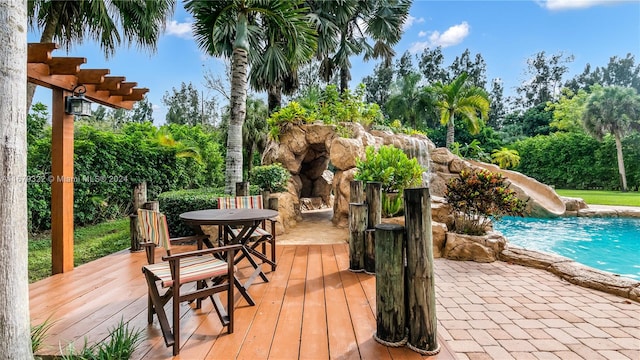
(493, 216, 640, 280)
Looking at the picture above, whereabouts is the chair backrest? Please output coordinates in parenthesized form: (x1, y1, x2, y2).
(137, 209, 171, 250)
(217, 195, 264, 210)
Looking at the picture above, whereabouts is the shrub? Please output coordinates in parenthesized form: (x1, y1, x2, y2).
(249, 163, 291, 192)
(445, 169, 527, 235)
(354, 145, 424, 193)
(61, 319, 143, 360)
(158, 188, 224, 237)
(27, 122, 225, 232)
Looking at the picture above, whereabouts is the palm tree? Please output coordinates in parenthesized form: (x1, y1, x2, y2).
(582, 86, 640, 191)
(1, 1, 33, 357)
(243, 96, 268, 174)
(429, 72, 490, 148)
(27, 0, 176, 109)
(385, 72, 433, 130)
(186, 0, 313, 194)
(307, 0, 410, 93)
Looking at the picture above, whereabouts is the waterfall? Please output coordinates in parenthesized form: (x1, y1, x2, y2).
(404, 136, 431, 187)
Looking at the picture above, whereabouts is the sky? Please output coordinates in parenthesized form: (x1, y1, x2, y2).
(29, 0, 640, 125)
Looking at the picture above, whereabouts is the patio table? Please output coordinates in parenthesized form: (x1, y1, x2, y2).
(179, 208, 278, 302)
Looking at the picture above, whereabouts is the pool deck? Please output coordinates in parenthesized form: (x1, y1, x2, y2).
(278, 210, 640, 359)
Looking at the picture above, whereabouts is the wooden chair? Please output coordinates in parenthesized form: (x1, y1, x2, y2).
(216, 195, 277, 271)
(138, 209, 241, 356)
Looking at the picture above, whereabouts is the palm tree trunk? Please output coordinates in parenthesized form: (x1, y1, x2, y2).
(0, 1, 33, 357)
(614, 133, 628, 192)
(340, 66, 350, 94)
(446, 112, 455, 149)
(27, 7, 60, 111)
(226, 47, 248, 195)
(267, 85, 281, 114)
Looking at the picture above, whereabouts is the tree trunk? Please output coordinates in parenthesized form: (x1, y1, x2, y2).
(0, 1, 34, 357)
(226, 46, 248, 195)
(340, 66, 350, 94)
(446, 111, 455, 149)
(267, 85, 282, 114)
(614, 133, 628, 192)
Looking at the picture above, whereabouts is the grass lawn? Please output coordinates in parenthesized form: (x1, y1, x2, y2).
(29, 218, 130, 283)
(556, 189, 640, 207)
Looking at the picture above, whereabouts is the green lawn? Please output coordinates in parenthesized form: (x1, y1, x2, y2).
(556, 189, 640, 207)
(29, 218, 130, 283)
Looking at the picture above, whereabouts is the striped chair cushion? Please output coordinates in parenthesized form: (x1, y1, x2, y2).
(138, 209, 171, 250)
(143, 256, 229, 288)
(217, 195, 264, 210)
(229, 226, 272, 238)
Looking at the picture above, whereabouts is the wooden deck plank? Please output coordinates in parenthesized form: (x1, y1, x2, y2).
(333, 244, 394, 360)
(30, 243, 456, 360)
(299, 245, 330, 359)
(321, 245, 360, 360)
(235, 246, 296, 359)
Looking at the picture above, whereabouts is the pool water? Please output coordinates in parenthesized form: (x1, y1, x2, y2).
(493, 216, 640, 280)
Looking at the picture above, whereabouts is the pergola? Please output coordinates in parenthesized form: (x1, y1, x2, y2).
(27, 43, 148, 274)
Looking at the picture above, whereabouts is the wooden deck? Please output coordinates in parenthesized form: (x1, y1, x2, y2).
(30, 244, 455, 359)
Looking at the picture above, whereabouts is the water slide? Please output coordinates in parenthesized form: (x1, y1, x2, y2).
(467, 160, 566, 218)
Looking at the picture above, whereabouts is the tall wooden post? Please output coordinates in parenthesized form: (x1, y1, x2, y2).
(374, 223, 406, 345)
(404, 188, 439, 354)
(365, 182, 381, 229)
(236, 181, 249, 196)
(130, 182, 147, 252)
(350, 180, 365, 203)
(348, 202, 367, 271)
(51, 88, 75, 274)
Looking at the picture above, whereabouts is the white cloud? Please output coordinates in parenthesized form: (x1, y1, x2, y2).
(538, 0, 628, 10)
(409, 21, 470, 53)
(166, 20, 192, 39)
(402, 15, 425, 31)
(418, 30, 427, 37)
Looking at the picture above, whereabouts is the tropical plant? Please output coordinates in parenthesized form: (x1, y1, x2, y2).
(354, 145, 424, 193)
(445, 169, 527, 235)
(385, 72, 434, 130)
(428, 72, 490, 149)
(31, 317, 55, 354)
(186, 0, 314, 194)
(582, 85, 640, 191)
(250, 163, 291, 193)
(491, 148, 520, 169)
(60, 319, 143, 360)
(26, 0, 175, 109)
(308, 0, 410, 92)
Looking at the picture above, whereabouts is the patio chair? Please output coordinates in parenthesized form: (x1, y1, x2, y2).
(217, 195, 277, 271)
(138, 209, 241, 356)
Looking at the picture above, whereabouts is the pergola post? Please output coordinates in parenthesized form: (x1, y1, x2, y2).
(51, 88, 75, 274)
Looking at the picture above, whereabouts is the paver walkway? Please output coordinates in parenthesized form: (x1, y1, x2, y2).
(280, 209, 640, 359)
(434, 259, 639, 360)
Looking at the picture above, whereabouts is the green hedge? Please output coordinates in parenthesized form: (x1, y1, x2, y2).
(512, 132, 640, 190)
(158, 188, 224, 237)
(27, 122, 225, 232)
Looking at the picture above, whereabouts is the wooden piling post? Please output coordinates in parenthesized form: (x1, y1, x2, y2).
(349, 202, 367, 271)
(129, 182, 147, 252)
(366, 182, 381, 229)
(404, 188, 439, 355)
(374, 223, 406, 345)
(364, 229, 376, 274)
(350, 180, 365, 203)
(236, 181, 249, 196)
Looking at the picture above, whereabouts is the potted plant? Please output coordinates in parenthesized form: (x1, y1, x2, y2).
(249, 163, 291, 203)
(354, 145, 424, 217)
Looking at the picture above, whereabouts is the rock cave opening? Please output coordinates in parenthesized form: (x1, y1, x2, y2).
(298, 143, 334, 211)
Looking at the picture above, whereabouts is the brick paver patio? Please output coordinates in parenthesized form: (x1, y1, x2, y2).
(433, 258, 640, 360)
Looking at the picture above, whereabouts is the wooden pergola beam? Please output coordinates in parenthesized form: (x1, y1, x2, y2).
(27, 42, 150, 274)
